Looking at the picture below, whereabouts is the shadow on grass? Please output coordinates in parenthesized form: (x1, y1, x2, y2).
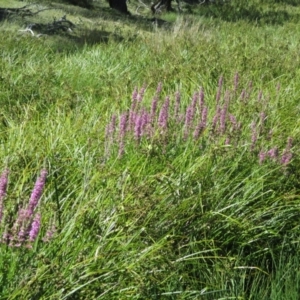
(193, 2, 300, 25)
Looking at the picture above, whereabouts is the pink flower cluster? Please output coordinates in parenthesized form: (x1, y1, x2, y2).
(104, 76, 293, 170)
(0, 169, 55, 248)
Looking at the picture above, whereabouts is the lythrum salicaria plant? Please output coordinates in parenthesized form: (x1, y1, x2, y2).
(0, 169, 55, 248)
(104, 75, 293, 170)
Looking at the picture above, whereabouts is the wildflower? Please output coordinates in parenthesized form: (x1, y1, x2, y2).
(43, 222, 56, 242)
(257, 90, 263, 102)
(27, 169, 47, 214)
(250, 122, 257, 151)
(220, 105, 227, 134)
(0, 169, 9, 222)
(119, 113, 127, 138)
(212, 105, 221, 132)
(106, 114, 116, 138)
(158, 97, 170, 131)
(240, 89, 246, 101)
(225, 136, 230, 145)
(216, 76, 223, 105)
(137, 85, 146, 102)
(267, 147, 278, 160)
(201, 106, 208, 128)
(184, 105, 193, 139)
(229, 114, 237, 130)
(29, 213, 41, 242)
(260, 112, 266, 126)
(259, 151, 266, 165)
(234, 72, 239, 92)
(134, 114, 143, 143)
(281, 150, 292, 166)
(199, 87, 204, 113)
(281, 137, 293, 166)
(150, 97, 158, 123)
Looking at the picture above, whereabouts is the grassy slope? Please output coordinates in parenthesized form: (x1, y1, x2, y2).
(0, 0, 300, 299)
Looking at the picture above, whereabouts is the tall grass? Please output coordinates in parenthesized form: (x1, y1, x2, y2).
(0, 0, 300, 298)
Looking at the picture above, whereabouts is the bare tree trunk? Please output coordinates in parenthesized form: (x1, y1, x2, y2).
(108, 0, 129, 14)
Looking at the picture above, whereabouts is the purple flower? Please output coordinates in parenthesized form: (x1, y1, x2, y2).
(250, 122, 257, 151)
(259, 151, 266, 165)
(43, 223, 56, 242)
(220, 105, 227, 134)
(191, 92, 198, 112)
(27, 169, 47, 214)
(150, 97, 158, 123)
(137, 85, 146, 102)
(106, 114, 116, 138)
(158, 97, 170, 131)
(216, 76, 223, 105)
(267, 147, 278, 160)
(193, 107, 208, 140)
(134, 114, 143, 143)
(257, 91, 263, 102)
(225, 137, 230, 145)
(240, 89, 246, 101)
(229, 114, 237, 130)
(0, 169, 9, 222)
(286, 137, 293, 151)
(234, 72, 239, 92)
(260, 112, 266, 127)
(201, 106, 208, 128)
(11, 208, 31, 245)
(281, 150, 292, 166)
(281, 137, 293, 166)
(29, 213, 41, 242)
(199, 88, 204, 112)
(212, 105, 221, 132)
(184, 105, 194, 140)
(119, 113, 127, 139)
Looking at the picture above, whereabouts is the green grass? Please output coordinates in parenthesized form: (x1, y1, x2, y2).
(0, 0, 300, 298)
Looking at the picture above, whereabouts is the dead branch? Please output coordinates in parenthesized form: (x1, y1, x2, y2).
(0, 4, 57, 21)
(20, 15, 76, 36)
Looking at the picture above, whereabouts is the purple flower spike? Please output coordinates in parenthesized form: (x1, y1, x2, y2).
(201, 106, 208, 128)
(29, 213, 41, 242)
(199, 88, 204, 112)
(259, 151, 266, 165)
(250, 122, 257, 151)
(134, 114, 143, 143)
(267, 147, 278, 160)
(257, 91, 263, 102)
(158, 97, 170, 131)
(234, 72, 239, 92)
(119, 113, 127, 139)
(216, 76, 223, 105)
(43, 223, 56, 242)
(28, 169, 47, 214)
(0, 169, 9, 222)
(150, 97, 158, 123)
(220, 106, 227, 135)
(281, 151, 292, 166)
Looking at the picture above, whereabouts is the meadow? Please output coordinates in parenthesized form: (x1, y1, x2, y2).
(0, 0, 300, 298)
